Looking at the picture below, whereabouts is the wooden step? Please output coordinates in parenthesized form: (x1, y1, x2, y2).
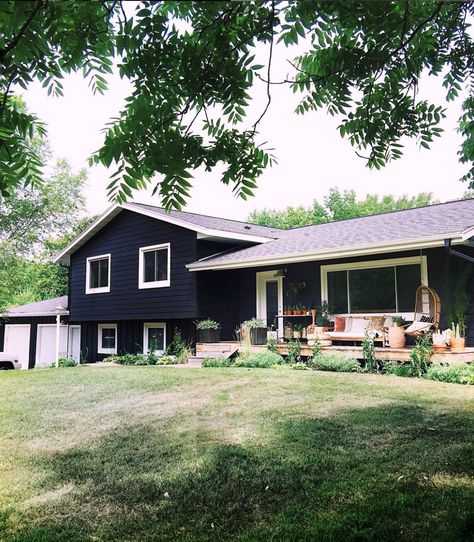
(187, 357, 203, 367)
(196, 343, 237, 353)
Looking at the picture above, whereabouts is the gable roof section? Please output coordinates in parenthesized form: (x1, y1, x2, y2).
(187, 199, 474, 271)
(54, 203, 283, 264)
(5, 296, 68, 317)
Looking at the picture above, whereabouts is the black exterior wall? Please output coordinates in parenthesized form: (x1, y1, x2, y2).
(69, 210, 199, 321)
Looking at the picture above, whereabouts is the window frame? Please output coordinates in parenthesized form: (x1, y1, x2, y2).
(138, 243, 171, 289)
(320, 256, 428, 318)
(143, 322, 167, 355)
(97, 323, 117, 355)
(85, 253, 111, 294)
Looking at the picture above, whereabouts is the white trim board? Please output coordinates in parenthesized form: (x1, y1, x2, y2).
(143, 322, 167, 355)
(97, 323, 117, 355)
(85, 253, 111, 294)
(138, 243, 171, 289)
(187, 236, 462, 271)
(256, 270, 283, 337)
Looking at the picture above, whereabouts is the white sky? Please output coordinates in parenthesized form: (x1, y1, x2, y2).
(22, 38, 469, 221)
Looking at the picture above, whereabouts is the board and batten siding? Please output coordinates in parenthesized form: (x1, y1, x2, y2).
(69, 210, 198, 321)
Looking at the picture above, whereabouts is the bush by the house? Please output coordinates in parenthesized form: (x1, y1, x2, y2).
(168, 328, 193, 364)
(53, 357, 77, 368)
(235, 351, 284, 368)
(103, 353, 177, 366)
(383, 361, 415, 377)
(313, 352, 359, 372)
(425, 363, 474, 385)
(202, 358, 232, 368)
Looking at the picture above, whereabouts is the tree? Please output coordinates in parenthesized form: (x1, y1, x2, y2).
(248, 187, 436, 228)
(1, 1, 473, 208)
(0, 158, 89, 311)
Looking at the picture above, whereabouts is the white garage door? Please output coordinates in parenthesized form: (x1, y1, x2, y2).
(4, 324, 31, 370)
(36, 325, 68, 368)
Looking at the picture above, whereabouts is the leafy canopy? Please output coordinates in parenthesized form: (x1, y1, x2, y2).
(248, 187, 436, 228)
(1, 1, 473, 208)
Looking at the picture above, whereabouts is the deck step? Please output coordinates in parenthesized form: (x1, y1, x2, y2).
(187, 357, 203, 367)
(196, 342, 237, 353)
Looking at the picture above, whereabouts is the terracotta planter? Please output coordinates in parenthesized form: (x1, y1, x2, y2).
(293, 331, 302, 339)
(388, 326, 406, 348)
(450, 337, 465, 353)
(433, 344, 447, 353)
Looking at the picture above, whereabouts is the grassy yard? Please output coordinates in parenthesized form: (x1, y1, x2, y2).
(1, 367, 473, 542)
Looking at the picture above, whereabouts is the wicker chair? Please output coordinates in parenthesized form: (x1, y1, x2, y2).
(405, 285, 441, 338)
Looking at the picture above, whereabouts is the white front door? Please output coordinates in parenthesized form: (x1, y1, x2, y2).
(68, 326, 81, 363)
(4, 324, 31, 370)
(256, 271, 283, 337)
(36, 325, 68, 367)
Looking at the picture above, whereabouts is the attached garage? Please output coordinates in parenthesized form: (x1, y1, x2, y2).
(0, 296, 73, 369)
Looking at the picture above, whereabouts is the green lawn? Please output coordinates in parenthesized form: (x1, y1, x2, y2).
(1, 367, 473, 542)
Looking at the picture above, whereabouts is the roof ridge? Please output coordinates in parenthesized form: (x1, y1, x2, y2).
(129, 202, 285, 232)
(284, 197, 474, 232)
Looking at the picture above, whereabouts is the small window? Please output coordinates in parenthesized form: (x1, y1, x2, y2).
(138, 243, 170, 289)
(143, 323, 166, 355)
(86, 254, 111, 294)
(98, 324, 117, 354)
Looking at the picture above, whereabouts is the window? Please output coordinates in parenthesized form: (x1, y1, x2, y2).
(321, 256, 427, 316)
(138, 243, 170, 289)
(86, 254, 111, 294)
(98, 324, 117, 354)
(143, 323, 166, 355)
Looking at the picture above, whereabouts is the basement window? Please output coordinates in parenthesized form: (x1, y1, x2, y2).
(98, 324, 117, 355)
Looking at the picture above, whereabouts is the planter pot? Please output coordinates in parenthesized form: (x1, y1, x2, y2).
(450, 337, 465, 353)
(293, 331, 302, 339)
(433, 344, 447, 353)
(198, 328, 221, 343)
(388, 326, 406, 348)
(250, 327, 267, 345)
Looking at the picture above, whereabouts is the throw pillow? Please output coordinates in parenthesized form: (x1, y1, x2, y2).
(344, 317, 353, 332)
(335, 316, 346, 332)
(350, 317, 370, 335)
(369, 316, 385, 332)
(405, 321, 432, 334)
(419, 315, 435, 324)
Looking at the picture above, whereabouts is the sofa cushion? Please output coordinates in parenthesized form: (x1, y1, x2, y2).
(350, 317, 370, 335)
(335, 316, 346, 332)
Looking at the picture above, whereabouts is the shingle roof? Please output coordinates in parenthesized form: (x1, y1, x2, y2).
(127, 203, 284, 239)
(6, 296, 68, 316)
(188, 199, 474, 269)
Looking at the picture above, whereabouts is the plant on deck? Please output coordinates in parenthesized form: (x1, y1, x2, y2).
(195, 319, 221, 330)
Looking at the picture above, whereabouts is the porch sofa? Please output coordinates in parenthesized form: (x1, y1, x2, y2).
(325, 315, 388, 344)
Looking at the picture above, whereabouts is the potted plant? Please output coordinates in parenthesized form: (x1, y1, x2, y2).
(432, 331, 449, 353)
(315, 301, 334, 330)
(195, 319, 221, 343)
(450, 321, 465, 352)
(244, 318, 267, 345)
(388, 316, 406, 348)
(293, 323, 303, 339)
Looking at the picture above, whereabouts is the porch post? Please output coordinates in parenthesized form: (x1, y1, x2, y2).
(54, 305, 64, 368)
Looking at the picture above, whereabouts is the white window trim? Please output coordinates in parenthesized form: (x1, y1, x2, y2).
(98, 323, 117, 355)
(143, 322, 167, 355)
(86, 253, 111, 294)
(256, 270, 284, 338)
(138, 243, 171, 289)
(320, 255, 428, 318)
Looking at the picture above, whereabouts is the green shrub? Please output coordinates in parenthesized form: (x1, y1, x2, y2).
(266, 338, 278, 354)
(313, 352, 359, 372)
(202, 358, 232, 367)
(114, 354, 142, 365)
(384, 362, 414, 377)
(56, 358, 77, 368)
(168, 328, 193, 363)
(235, 351, 284, 368)
(286, 340, 301, 364)
(425, 363, 474, 385)
(409, 335, 433, 377)
(291, 362, 308, 370)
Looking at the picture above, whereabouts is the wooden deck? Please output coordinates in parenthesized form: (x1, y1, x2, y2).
(196, 342, 474, 364)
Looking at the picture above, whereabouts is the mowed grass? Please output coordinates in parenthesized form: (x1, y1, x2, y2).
(1, 367, 473, 542)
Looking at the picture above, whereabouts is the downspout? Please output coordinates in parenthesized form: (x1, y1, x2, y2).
(444, 239, 474, 264)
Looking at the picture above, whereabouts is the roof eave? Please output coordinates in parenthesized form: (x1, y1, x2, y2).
(186, 233, 466, 271)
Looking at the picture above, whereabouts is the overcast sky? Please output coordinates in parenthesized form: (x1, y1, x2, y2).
(22, 38, 469, 221)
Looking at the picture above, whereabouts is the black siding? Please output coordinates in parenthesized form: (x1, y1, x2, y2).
(70, 210, 198, 321)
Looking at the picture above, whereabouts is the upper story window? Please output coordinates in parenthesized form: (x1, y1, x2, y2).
(86, 254, 111, 294)
(138, 243, 170, 289)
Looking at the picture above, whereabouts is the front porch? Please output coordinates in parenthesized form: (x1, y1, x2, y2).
(196, 342, 474, 364)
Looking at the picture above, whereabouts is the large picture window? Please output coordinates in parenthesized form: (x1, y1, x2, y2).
(86, 254, 111, 294)
(322, 256, 427, 315)
(139, 243, 170, 289)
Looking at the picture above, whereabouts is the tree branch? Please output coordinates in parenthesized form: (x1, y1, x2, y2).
(0, 1, 43, 61)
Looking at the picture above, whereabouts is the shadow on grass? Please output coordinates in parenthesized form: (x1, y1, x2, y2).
(2, 403, 474, 542)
